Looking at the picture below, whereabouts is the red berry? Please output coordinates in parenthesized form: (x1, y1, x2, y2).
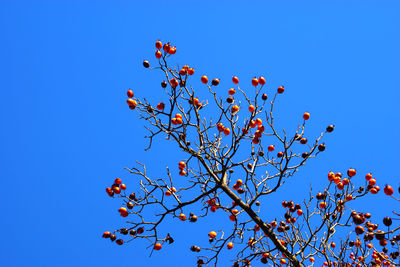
(155, 40, 162, 49)
(127, 89, 134, 98)
(232, 76, 239, 84)
(384, 185, 394, 196)
(251, 78, 259, 86)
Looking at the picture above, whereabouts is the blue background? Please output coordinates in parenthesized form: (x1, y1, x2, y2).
(0, 1, 399, 266)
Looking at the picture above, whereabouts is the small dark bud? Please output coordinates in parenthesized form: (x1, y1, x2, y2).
(261, 93, 268, 101)
(318, 143, 326, 151)
(143, 60, 150, 68)
(326, 125, 335, 132)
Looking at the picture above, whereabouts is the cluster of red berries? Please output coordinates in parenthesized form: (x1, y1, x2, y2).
(232, 179, 245, 194)
(171, 113, 183, 125)
(126, 89, 137, 110)
(217, 122, 231, 136)
(200, 76, 220, 86)
(244, 118, 266, 144)
(178, 161, 186, 176)
(206, 198, 219, 212)
(282, 200, 303, 219)
(164, 186, 177, 196)
(179, 65, 195, 76)
(178, 212, 198, 222)
(154, 40, 176, 60)
(103, 227, 145, 246)
(251, 76, 266, 86)
(105, 178, 126, 197)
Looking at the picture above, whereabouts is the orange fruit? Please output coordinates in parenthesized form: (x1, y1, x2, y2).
(303, 112, 310, 120)
(154, 243, 162, 250)
(232, 76, 239, 84)
(201, 76, 208, 84)
(208, 231, 217, 238)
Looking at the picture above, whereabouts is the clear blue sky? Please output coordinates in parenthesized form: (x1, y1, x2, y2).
(0, 1, 399, 266)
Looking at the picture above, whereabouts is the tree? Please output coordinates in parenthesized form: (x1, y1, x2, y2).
(102, 40, 400, 267)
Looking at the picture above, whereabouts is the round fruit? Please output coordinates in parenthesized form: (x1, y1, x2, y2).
(179, 213, 186, 221)
(168, 46, 176, 54)
(383, 217, 392, 226)
(137, 227, 144, 234)
(268, 145, 275, 152)
(252, 78, 259, 86)
(232, 76, 239, 84)
(319, 202, 327, 209)
(127, 89, 134, 98)
(142, 60, 150, 68)
(120, 184, 126, 190)
(255, 118, 262, 125)
(208, 231, 217, 238)
(190, 215, 198, 222)
(165, 190, 172, 196)
(179, 170, 186, 176)
(369, 179, 376, 186)
(261, 93, 268, 101)
(201, 76, 208, 84)
(277, 151, 284, 158)
(236, 179, 243, 186)
(297, 209, 303, 216)
(258, 76, 266, 85)
(365, 173, 372, 181)
(231, 105, 240, 113)
(178, 161, 186, 169)
(326, 125, 335, 132)
(114, 178, 122, 185)
(102, 231, 111, 238)
(156, 102, 165, 110)
(224, 128, 231, 135)
(113, 187, 121, 194)
(155, 50, 162, 59)
(227, 242, 234, 249)
(248, 105, 255, 112)
(303, 112, 310, 120)
(347, 168, 357, 177)
(154, 243, 162, 250)
(155, 41, 162, 49)
(211, 78, 220, 86)
(228, 88, 236, 95)
(318, 143, 326, 151)
(179, 68, 187, 75)
(170, 78, 178, 88)
(384, 185, 394, 196)
(127, 99, 137, 107)
(277, 86, 285, 93)
(116, 239, 124, 245)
